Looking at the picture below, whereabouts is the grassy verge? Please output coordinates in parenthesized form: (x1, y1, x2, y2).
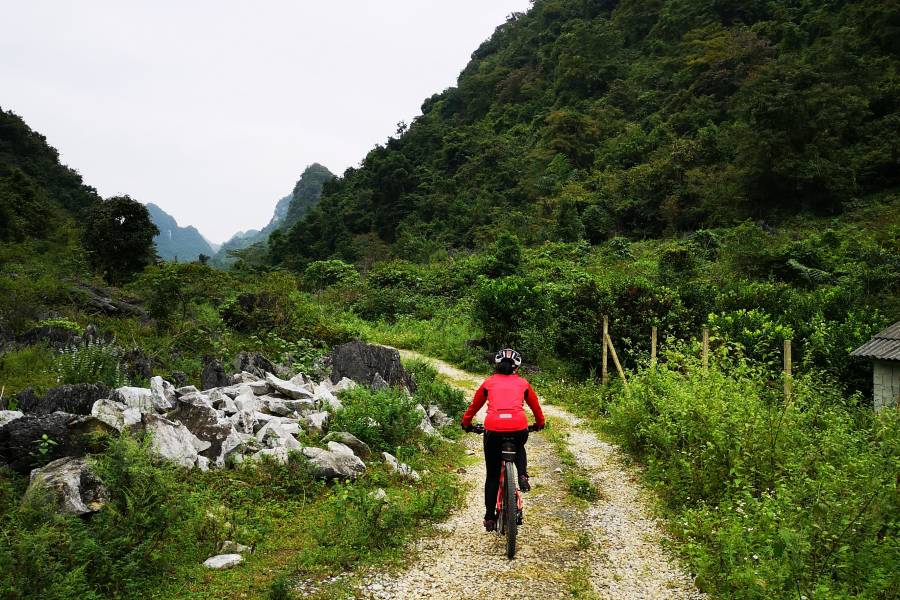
(540, 416, 602, 503)
(536, 359, 900, 600)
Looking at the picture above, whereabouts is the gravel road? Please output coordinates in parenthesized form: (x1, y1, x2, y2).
(346, 352, 704, 600)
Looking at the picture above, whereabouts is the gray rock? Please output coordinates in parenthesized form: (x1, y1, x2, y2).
(175, 385, 200, 397)
(370, 488, 387, 501)
(137, 414, 199, 469)
(70, 282, 147, 318)
(203, 554, 243, 569)
(201, 359, 233, 391)
(232, 351, 277, 379)
(303, 447, 366, 480)
(110, 387, 154, 413)
(217, 540, 252, 554)
(371, 373, 390, 392)
(17, 325, 80, 350)
(177, 392, 215, 408)
(330, 377, 358, 393)
(251, 447, 289, 464)
(330, 339, 417, 392)
(322, 431, 370, 455)
(382, 451, 421, 482)
(232, 371, 261, 384)
(327, 441, 355, 456)
(123, 347, 152, 384)
(23, 456, 106, 515)
(284, 398, 316, 415)
(91, 399, 142, 431)
(0, 412, 115, 474)
(261, 397, 293, 417)
(427, 405, 454, 429)
(168, 371, 188, 386)
(289, 372, 312, 386)
(415, 404, 438, 436)
(310, 353, 333, 382)
(313, 384, 341, 410)
(167, 400, 243, 468)
(244, 380, 271, 396)
(149, 376, 176, 412)
(256, 422, 302, 451)
(0, 410, 24, 427)
(265, 374, 314, 400)
(303, 411, 329, 434)
(16, 383, 110, 416)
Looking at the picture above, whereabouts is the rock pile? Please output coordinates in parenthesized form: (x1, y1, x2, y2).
(0, 340, 455, 518)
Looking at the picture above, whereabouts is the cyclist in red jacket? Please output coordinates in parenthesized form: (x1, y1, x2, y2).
(462, 348, 545, 531)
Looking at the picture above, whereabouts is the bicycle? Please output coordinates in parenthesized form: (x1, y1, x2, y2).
(472, 423, 538, 559)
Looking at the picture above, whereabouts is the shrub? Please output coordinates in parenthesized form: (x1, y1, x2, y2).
(472, 275, 550, 347)
(607, 358, 900, 599)
(405, 359, 468, 419)
(303, 260, 360, 291)
(331, 388, 423, 452)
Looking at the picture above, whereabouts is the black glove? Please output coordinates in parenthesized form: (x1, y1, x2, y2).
(532, 424, 544, 432)
(462, 423, 474, 433)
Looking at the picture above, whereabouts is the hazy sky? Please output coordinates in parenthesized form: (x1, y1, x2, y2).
(2, 0, 533, 243)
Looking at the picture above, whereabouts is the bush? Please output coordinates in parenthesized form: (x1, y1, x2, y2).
(472, 275, 550, 348)
(330, 388, 423, 452)
(0, 434, 203, 599)
(607, 357, 900, 599)
(405, 359, 468, 419)
(303, 260, 360, 291)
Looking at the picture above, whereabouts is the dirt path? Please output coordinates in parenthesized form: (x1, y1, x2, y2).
(350, 352, 704, 600)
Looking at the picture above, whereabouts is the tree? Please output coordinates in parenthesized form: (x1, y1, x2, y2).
(82, 195, 159, 285)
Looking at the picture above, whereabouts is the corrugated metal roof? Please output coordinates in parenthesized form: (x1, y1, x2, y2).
(851, 321, 900, 360)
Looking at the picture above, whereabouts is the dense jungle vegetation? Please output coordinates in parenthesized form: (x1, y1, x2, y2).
(2, 0, 900, 598)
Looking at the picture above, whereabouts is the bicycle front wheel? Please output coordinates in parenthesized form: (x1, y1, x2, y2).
(504, 461, 517, 558)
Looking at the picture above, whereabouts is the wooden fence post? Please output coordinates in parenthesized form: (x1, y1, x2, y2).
(651, 327, 657, 365)
(702, 327, 709, 370)
(602, 315, 609, 385)
(784, 339, 792, 400)
(604, 332, 629, 391)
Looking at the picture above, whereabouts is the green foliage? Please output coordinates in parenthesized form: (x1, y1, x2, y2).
(302, 259, 360, 291)
(55, 339, 128, 388)
(472, 275, 549, 348)
(28, 434, 58, 468)
(606, 359, 900, 600)
(131, 262, 228, 332)
(0, 434, 204, 599)
(331, 387, 424, 453)
(708, 309, 794, 371)
(39, 317, 81, 332)
(82, 195, 159, 285)
(405, 359, 468, 420)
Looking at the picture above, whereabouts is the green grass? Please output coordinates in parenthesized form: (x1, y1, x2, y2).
(540, 417, 602, 503)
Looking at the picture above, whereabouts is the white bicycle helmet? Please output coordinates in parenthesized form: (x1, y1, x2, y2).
(494, 348, 523, 367)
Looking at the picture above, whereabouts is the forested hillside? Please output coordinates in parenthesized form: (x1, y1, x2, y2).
(146, 202, 213, 262)
(272, 0, 899, 265)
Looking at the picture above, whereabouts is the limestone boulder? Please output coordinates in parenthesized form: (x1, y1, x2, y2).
(203, 554, 243, 569)
(0, 412, 115, 474)
(330, 339, 417, 392)
(265, 374, 314, 400)
(110, 387, 155, 413)
(0, 410, 24, 428)
(232, 351, 277, 379)
(427, 405, 454, 429)
(321, 431, 370, 456)
(149, 376, 176, 412)
(167, 400, 243, 468)
(137, 414, 199, 469)
(200, 359, 233, 391)
(91, 399, 142, 431)
(303, 411, 329, 434)
(16, 383, 110, 416)
(302, 446, 366, 480)
(383, 451, 421, 482)
(23, 456, 106, 516)
(256, 421, 302, 451)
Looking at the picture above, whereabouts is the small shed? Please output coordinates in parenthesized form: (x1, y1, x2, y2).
(851, 321, 900, 412)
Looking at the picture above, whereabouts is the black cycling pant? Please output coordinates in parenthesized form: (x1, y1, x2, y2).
(483, 428, 529, 521)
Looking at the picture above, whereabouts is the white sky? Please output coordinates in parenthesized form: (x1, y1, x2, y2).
(1, 0, 533, 243)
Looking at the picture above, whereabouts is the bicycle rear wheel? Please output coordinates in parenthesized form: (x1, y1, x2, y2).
(504, 461, 517, 558)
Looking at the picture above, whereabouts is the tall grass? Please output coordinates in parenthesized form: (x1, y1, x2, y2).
(549, 355, 900, 599)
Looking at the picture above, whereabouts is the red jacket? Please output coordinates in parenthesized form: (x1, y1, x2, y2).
(462, 374, 545, 432)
